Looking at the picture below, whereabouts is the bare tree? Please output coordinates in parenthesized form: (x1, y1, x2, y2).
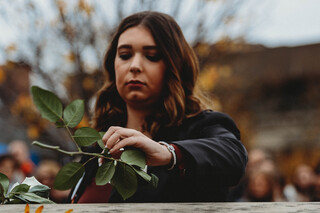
(0, 0, 249, 149)
(1, 0, 248, 96)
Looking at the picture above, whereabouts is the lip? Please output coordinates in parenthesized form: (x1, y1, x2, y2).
(126, 80, 146, 85)
(125, 80, 146, 88)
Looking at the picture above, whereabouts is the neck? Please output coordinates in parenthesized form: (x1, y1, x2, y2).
(126, 104, 150, 132)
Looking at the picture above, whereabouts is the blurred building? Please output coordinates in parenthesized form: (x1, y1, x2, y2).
(201, 42, 320, 179)
(0, 62, 32, 141)
(0, 61, 74, 163)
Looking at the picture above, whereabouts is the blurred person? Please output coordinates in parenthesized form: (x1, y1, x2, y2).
(233, 148, 287, 202)
(314, 176, 320, 201)
(312, 161, 320, 201)
(228, 148, 274, 201)
(246, 148, 273, 173)
(35, 160, 70, 203)
(273, 171, 287, 202)
(0, 143, 8, 155)
(238, 158, 286, 202)
(239, 169, 275, 202)
(259, 159, 287, 202)
(8, 139, 36, 177)
(284, 164, 316, 202)
(0, 154, 24, 191)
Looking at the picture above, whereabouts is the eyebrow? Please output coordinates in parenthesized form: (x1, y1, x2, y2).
(117, 44, 158, 50)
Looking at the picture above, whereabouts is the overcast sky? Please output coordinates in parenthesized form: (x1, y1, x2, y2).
(1, 0, 320, 65)
(243, 0, 320, 47)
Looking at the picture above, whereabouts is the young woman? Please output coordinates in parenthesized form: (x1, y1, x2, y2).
(70, 11, 247, 203)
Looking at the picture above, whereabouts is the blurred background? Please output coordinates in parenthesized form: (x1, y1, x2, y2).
(0, 0, 320, 202)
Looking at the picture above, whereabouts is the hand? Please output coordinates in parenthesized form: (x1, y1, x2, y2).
(102, 126, 172, 167)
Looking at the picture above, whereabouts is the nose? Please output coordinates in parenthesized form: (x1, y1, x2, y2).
(130, 54, 142, 73)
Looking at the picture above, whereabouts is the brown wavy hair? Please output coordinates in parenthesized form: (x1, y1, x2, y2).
(92, 11, 206, 136)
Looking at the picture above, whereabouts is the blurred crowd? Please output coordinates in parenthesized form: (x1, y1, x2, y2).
(228, 148, 320, 202)
(0, 139, 70, 203)
(0, 139, 319, 203)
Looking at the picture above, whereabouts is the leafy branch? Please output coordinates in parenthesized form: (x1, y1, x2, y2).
(0, 175, 54, 204)
(30, 86, 158, 200)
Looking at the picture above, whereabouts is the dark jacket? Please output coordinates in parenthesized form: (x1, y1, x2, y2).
(71, 110, 247, 202)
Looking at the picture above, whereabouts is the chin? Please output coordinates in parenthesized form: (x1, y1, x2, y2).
(127, 99, 156, 109)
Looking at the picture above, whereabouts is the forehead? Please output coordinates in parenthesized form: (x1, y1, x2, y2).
(118, 26, 156, 47)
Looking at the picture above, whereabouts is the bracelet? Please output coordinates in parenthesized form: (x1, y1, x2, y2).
(159, 141, 176, 170)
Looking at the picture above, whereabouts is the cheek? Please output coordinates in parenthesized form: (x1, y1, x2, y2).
(115, 72, 125, 95)
(114, 61, 125, 86)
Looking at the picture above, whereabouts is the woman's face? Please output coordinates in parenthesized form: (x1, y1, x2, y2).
(114, 26, 166, 109)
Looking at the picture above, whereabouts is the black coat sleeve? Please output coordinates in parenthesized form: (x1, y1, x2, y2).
(171, 111, 247, 187)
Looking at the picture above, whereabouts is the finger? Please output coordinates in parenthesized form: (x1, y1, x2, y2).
(106, 128, 137, 149)
(109, 136, 138, 153)
(102, 126, 122, 145)
(98, 157, 103, 166)
(106, 131, 123, 149)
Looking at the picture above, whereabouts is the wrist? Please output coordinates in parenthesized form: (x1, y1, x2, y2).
(158, 141, 176, 170)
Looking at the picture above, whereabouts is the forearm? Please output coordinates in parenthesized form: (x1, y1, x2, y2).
(172, 137, 247, 186)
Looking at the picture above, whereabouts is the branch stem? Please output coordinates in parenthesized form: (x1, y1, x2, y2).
(64, 124, 82, 152)
(32, 141, 115, 160)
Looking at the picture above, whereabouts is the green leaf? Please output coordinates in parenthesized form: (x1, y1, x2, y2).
(10, 184, 30, 193)
(73, 127, 101, 147)
(150, 173, 159, 189)
(53, 162, 85, 190)
(5, 198, 24, 204)
(29, 184, 50, 193)
(111, 162, 137, 200)
(95, 161, 116, 186)
(0, 184, 5, 204)
(97, 132, 106, 150)
(29, 185, 50, 198)
(15, 192, 55, 204)
(12, 195, 28, 203)
(132, 167, 151, 182)
(31, 86, 63, 122)
(0, 173, 9, 195)
(63, 99, 85, 128)
(121, 149, 146, 169)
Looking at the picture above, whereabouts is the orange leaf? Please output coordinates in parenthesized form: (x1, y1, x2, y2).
(27, 125, 41, 140)
(25, 204, 30, 213)
(65, 209, 73, 213)
(65, 52, 76, 62)
(35, 205, 44, 213)
(5, 44, 16, 53)
(0, 68, 6, 84)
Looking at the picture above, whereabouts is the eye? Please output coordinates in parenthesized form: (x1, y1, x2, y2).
(119, 53, 131, 60)
(146, 54, 162, 62)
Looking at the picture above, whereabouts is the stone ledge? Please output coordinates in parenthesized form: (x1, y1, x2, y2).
(0, 202, 320, 213)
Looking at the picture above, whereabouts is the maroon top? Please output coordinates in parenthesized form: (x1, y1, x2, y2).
(77, 179, 112, 203)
